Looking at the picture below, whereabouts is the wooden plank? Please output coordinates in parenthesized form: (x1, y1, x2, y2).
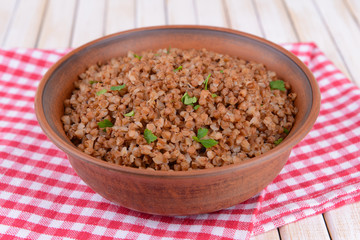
(279, 214, 330, 240)
(314, 0, 360, 86)
(324, 202, 360, 240)
(254, 0, 297, 43)
(195, 0, 228, 27)
(251, 228, 280, 240)
(136, 0, 166, 27)
(167, 0, 197, 25)
(0, 0, 17, 46)
(284, 0, 350, 79)
(71, 0, 105, 48)
(3, 0, 47, 48)
(345, 0, 360, 82)
(224, 0, 263, 37)
(346, 0, 360, 24)
(105, 0, 135, 35)
(37, 0, 76, 48)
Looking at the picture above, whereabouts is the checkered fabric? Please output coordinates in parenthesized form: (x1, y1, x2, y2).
(252, 43, 360, 235)
(0, 43, 359, 240)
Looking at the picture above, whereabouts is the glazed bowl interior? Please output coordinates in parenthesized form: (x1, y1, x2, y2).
(35, 26, 320, 215)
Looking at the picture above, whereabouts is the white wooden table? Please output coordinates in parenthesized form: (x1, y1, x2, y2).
(1, 0, 359, 239)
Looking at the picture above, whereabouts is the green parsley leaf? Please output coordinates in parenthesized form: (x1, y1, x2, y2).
(96, 89, 107, 96)
(284, 128, 289, 134)
(270, 80, 286, 91)
(194, 105, 200, 110)
(124, 110, 134, 117)
(134, 54, 142, 60)
(220, 70, 224, 73)
(110, 84, 126, 91)
(173, 66, 183, 72)
(192, 136, 200, 142)
(193, 127, 218, 149)
(154, 53, 160, 56)
(144, 129, 157, 144)
(199, 139, 218, 149)
(97, 119, 113, 129)
(181, 92, 197, 105)
(274, 138, 283, 145)
(197, 128, 208, 140)
(184, 96, 197, 105)
(167, 46, 171, 54)
(211, 93, 218, 98)
(89, 80, 99, 84)
(204, 73, 211, 90)
(180, 92, 188, 103)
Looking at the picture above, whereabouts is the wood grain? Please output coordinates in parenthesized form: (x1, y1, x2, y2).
(346, 0, 360, 24)
(3, 0, 47, 48)
(136, 0, 166, 27)
(0, 0, 17, 45)
(314, 0, 360, 86)
(279, 214, 330, 240)
(105, 0, 135, 35)
(284, 0, 350, 79)
(71, 0, 105, 48)
(225, 0, 263, 37)
(324, 202, 360, 240)
(195, 0, 228, 27)
(167, 0, 197, 25)
(251, 229, 280, 240)
(37, 0, 76, 48)
(254, 0, 297, 43)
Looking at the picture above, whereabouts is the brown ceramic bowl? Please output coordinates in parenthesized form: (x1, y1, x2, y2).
(34, 26, 320, 215)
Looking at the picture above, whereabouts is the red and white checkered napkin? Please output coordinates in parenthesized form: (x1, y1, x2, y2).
(0, 43, 359, 240)
(252, 43, 360, 236)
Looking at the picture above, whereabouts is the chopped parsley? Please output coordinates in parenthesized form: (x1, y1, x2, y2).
(274, 138, 283, 145)
(167, 46, 171, 54)
(270, 80, 286, 91)
(192, 128, 218, 149)
(211, 93, 218, 98)
(89, 80, 99, 84)
(204, 73, 211, 90)
(124, 110, 135, 117)
(198, 139, 219, 149)
(110, 84, 126, 91)
(220, 70, 224, 73)
(173, 66, 183, 72)
(144, 129, 157, 144)
(134, 54, 142, 60)
(181, 92, 197, 106)
(96, 89, 107, 96)
(284, 128, 290, 134)
(97, 119, 113, 129)
(192, 136, 202, 143)
(197, 128, 208, 139)
(194, 105, 200, 110)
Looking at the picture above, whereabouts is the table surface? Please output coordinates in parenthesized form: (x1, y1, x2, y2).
(1, 0, 360, 239)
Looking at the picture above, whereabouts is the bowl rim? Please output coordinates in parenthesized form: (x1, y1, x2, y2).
(34, 25, 321, 177)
